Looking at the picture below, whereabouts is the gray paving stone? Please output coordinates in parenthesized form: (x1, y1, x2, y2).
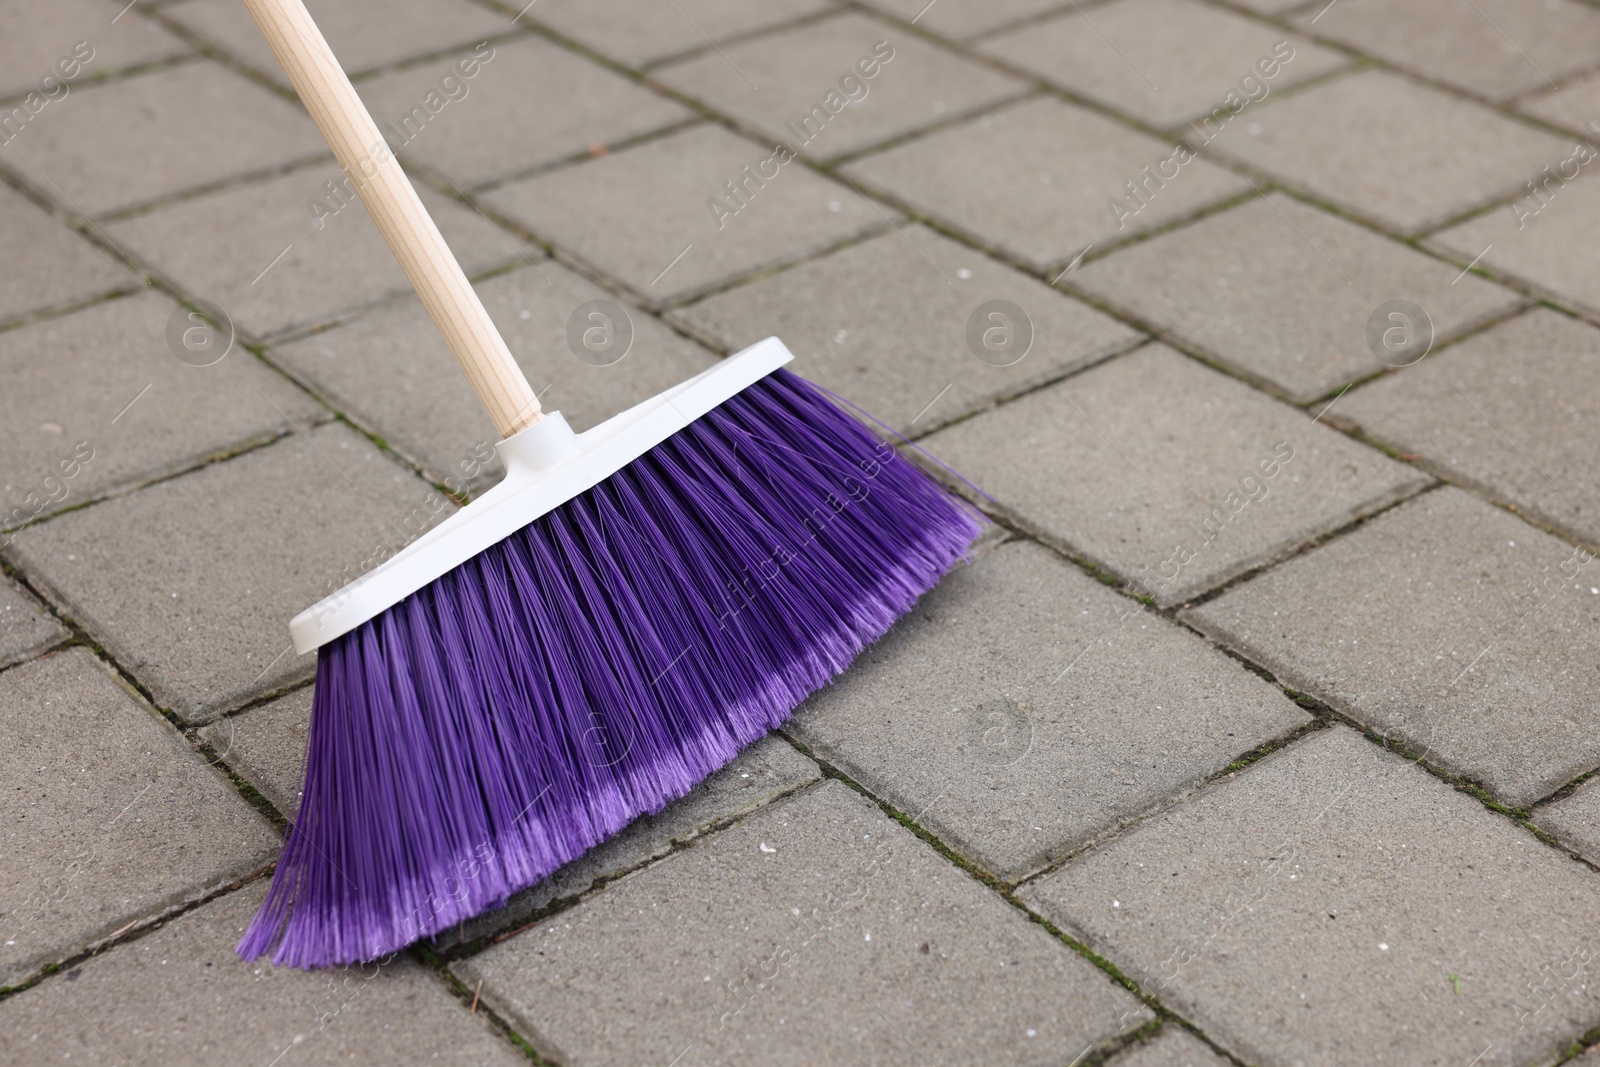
(1297, 0, 1600, 102)
(0, 0, 188, 101)
(1338, 309, 1600, 546)
(0, 291, 323, 523)
(272, 260, 716, 493)
(106, 162, 519, 338)
(923, 344, 1427, 605)
(1519, 70, 1600, 133)
(3, 60, 326, 218)
(1021, 727, 1600, 1067)
(855, 0, 1070, 40)
(484, 123, 890, 307)
(981, 0, 1346, 130)
(163, 0, 507, 88)
(0, 649, 277, 988)
(842, 96, 1250, 272)
(0, 182, 133, 325)
(788, 540, 1306, 882)
(670, 224, 1141, 435)
(358, 35, 691, 188)
(654, 12, 1028, 162)
(200, 685, 311, 817)
(1070, 192, 1523, 403)
(431, 735, 820, 950)
(1210, 69, 1570, 235)
(7, 422, 450, 722)
(456, 780, 1151, 1066)
(1110, 1026, 1233, 1067)
(0, 882, 527, 1065)
(1430, 169, 1600, 322)
(522, 0, 833, 68)
(0, 578, 65, 670)
(1186, 487, 1600, 808)
(1538, 778, 1600, 867)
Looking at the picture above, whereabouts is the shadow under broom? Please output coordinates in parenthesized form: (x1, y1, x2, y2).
(237, 0, 984, 968)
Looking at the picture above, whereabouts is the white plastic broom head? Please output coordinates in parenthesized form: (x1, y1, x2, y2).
(290, 337, 794, 654)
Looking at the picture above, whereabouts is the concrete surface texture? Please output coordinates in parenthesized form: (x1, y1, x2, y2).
(0, 0, 1596, 1064)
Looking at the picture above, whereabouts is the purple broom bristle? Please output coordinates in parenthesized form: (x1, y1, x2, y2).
(238, 369, 985, 968)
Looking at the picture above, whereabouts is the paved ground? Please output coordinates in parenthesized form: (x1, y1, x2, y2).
(2, 0, 1599, 1064)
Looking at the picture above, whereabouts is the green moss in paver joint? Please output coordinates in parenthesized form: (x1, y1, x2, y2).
(1220, 719, 1328, 775)
(1017, 910, 1154, 1008)
(1538, 765, 1600, 808)
(190, 731, 290, 831)
(1555, 1025, 1600, 1065)
(0, 871, 272, 1004)
(781, 734, 1010, 892)
(414, 945, 560, 1065)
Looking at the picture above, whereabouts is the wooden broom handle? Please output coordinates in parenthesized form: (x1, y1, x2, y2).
(243, 0, 542, 436)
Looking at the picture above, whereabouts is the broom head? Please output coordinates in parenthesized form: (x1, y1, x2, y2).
(238, 339, 983, 967)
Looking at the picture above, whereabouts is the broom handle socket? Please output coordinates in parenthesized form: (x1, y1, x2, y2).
(242, 0, 542, 436)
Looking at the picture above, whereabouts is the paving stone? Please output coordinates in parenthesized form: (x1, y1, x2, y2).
(106, 162, 519, 339)
(0, 577, 65, 669)
(3, 60, 326, 218)
(788, 540, 1306, 882)
(1338, 309, 1600, 545)
(0, 649, 277, 988)
(163, 0, 507, 88)
(484, 123, 889, 306)
(0, 291, 323, 523)
(1520, 70, 1600, 133)
(1110, 1026, 1233, 1067)
(923, 344, 1426, 605)
(1021, 727, 1600, 1067)
(358, 36, 691, 188)
(272, 260, 716, 492)
(1210, 69, 1570, 235)
(522, 0, 833, 68)
(841, 96, 1250, 272)
(854, 0, 1070, 40)
(1070, 192, 1523, 403)
(1298, 0, 1600, 102)
(7, 423, 451, 722)
(981, 0, 1346, 130)
(0, 882, 527, 1065)
(1538, 778, 1600, 867)
(1186, 487, 1600, 808)
(0, 182, 133, 325)
(200, 685, 311, 817)
(0, 0, 188, 101)
(654, 12, 1027, 162)
(432, 735, 820, 950)
(671, 224, 1141, 435)
(455, 781, 1151, 1066)
(1430, 169, 1600, 322)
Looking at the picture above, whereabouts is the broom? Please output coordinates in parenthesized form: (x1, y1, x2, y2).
(235, 0, 982, 968)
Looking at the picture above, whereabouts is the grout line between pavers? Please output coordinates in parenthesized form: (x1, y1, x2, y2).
(410, 946, 562, 1065)
(780, 735, 1258, 1066)
(0, 868, 275, 1003)
(453, 117, 708, 198)
(0, 419, 319, 539)
(87, 151, 332, 225)
(0, 51, 202, 112)
(0, 283, 149, 340)
(636, 4, 850, 74)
